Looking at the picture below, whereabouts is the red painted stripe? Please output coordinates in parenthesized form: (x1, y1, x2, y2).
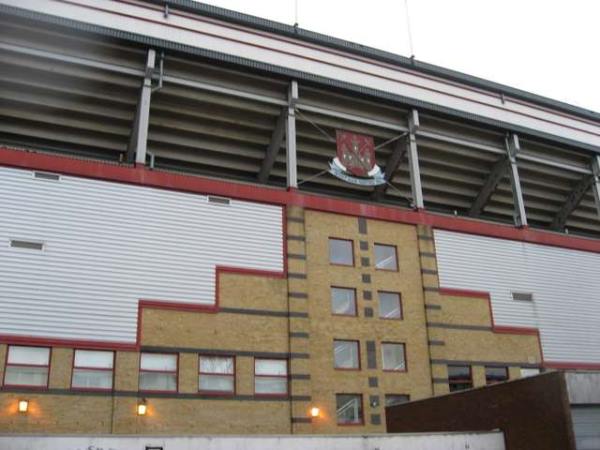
(544, 361, 600, 370)
(438, 288, 490, 299)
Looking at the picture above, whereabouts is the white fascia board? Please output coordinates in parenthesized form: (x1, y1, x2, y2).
(2, 0, 600, 149)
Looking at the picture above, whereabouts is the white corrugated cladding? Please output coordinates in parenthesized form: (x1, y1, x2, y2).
(0, 167, 283, 344)
(434, 230, 600, 365)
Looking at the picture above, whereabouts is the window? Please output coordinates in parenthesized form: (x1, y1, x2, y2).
(485, 366, 509, 385)
(329, 238, 354, 266)
(520, 367, 541, 378)
(199, 355, 235, 394)
(72, 350, 114, 390)
(336, 394, 363, 425)
(382, 342, 406, 371)
(3, 346, 50, 388)
(139, 353, 177, 392)
(333, 340, 360, 370)
(331, 287, 357, 316)
(374, 244, 398, 270)
(448, 365, 472, 392)
(385, 394, 410, 407)
(378, 291, 402, 319)
(254, 359, 287, 395)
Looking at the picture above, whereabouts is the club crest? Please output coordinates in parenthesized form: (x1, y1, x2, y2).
(329, 130, 385, 186)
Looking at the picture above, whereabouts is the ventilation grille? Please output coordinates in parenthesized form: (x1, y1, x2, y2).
(34, 171, 60, 181)
(512, 292, 534, 302)
(207, 195, 231, 205)
(10, 239, 44, 250)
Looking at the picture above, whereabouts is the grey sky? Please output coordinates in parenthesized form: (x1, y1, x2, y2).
(199, 0, 600, 114)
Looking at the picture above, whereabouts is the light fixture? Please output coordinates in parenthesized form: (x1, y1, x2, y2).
(309, 406, 320, 418)
(137, 400, 147, 416)
(18, 400, 29, 413)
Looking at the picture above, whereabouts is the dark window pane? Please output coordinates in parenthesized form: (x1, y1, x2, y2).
(448, 364, 472, 392)
(485, 366, 509, 384)
(385, 394, 410, 407)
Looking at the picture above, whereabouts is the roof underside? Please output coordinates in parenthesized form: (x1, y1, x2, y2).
(0, 14, 599, 237)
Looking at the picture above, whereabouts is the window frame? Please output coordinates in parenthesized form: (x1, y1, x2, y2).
(253, 358, 288, 398)
(328, 237, 355, 267)
(198, 354, 236, 396)
(373, 243, 398, 271)
(448, 364, 473, 392)
(333, 339, 361, 371)
(3, 345, 51, 390)
(330, 286, 358, 317)
(138, 352, 179, 393)
(70, 349, 115, 392)
(381, 342, 407, 372)
(485, 366, 509, 385)
(378, 291, 403, 320)
(384, 394, 411, 407)
(335, 393, 364, 426)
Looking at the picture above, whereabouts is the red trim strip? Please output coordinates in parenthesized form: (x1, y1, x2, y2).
(438, 288, 490, 299)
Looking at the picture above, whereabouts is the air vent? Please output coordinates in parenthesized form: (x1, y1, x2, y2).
(207, 195, 231, 205)
(10, 239, 44, 250)
(512, 292, 534, 302)
(34, 171, 60, 181)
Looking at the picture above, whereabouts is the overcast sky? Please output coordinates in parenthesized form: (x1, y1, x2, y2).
(199, 0, 600, 114)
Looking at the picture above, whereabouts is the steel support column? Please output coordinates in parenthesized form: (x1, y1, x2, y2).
(407, 109, 424, 209)
(592, 155, 600, 221)
(506, 133, 528, 227)
(286, 81, 299, 189)
(128, 49, 156, 165)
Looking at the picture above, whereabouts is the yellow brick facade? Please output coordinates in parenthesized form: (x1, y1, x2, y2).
(0, 210, 543, 434)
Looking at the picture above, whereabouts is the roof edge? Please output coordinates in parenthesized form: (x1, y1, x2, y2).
(145, 0, 600, 123)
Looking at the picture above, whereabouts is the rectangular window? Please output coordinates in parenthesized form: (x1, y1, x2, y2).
(336, 394, 363, 425)
(378, 291, 402, 319)
(139, 353, 178, 392)
(382, 342, 406, 371)
(385, 394, 410, 407)
(331, 287, 357, 316)
(3, 346, 50, 388)
(333, 340, 360, 370)
(329, 238, 354, 266)
(374, 244, 398, 271)
(448, 365, 473, 392)
(72, 350, 114, 390)
(485, 366, 509, 385)
(199, 355, 235, 394)
(254, 359, 287, 396)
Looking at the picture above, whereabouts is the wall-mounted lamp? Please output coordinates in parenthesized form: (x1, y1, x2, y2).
(137, 400, 147, 416)
(18, 400, 29, 414)
(309, 406, 320, 418)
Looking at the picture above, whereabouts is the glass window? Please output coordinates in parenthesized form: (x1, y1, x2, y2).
(520, 367, 541, 378)
(72, 350, 114, 390)
(385, 394, 410, 407)
(382, 342, 406, 371)
(254, 359, 287, 395)
(374, 244, 398, 270)
(448, 365, 472, 392)
(139, 353, 177, 392)
(336, 394, 363, 425)
(485, 366, 509, 385)
(199, 356, 235, 394)
(331, 287, 357, 316)
(4, 346, 50, 387)
(333, 340, 360, 369)
(329, 238, 354, 266)
(378, 291, 402, 319)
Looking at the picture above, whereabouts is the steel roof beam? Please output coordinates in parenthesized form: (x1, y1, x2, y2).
(407, 109, 424, 209)
(257, 107, 286, 183)
(506, 133, 528, 227)
(468, 156, 510, 217)
(127, 49, 156, 165)
(372, 135, 407, 201)
(550, 174, 594, 231)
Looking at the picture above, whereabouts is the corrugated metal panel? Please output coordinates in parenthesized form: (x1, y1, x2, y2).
(571, 407, 600, 450)
(434, 230, 600, 364)
(0, 167, 283, 344)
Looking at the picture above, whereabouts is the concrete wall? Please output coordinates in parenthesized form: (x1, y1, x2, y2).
(0, 432, 506, 450)
(386, 371, 576, 450)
